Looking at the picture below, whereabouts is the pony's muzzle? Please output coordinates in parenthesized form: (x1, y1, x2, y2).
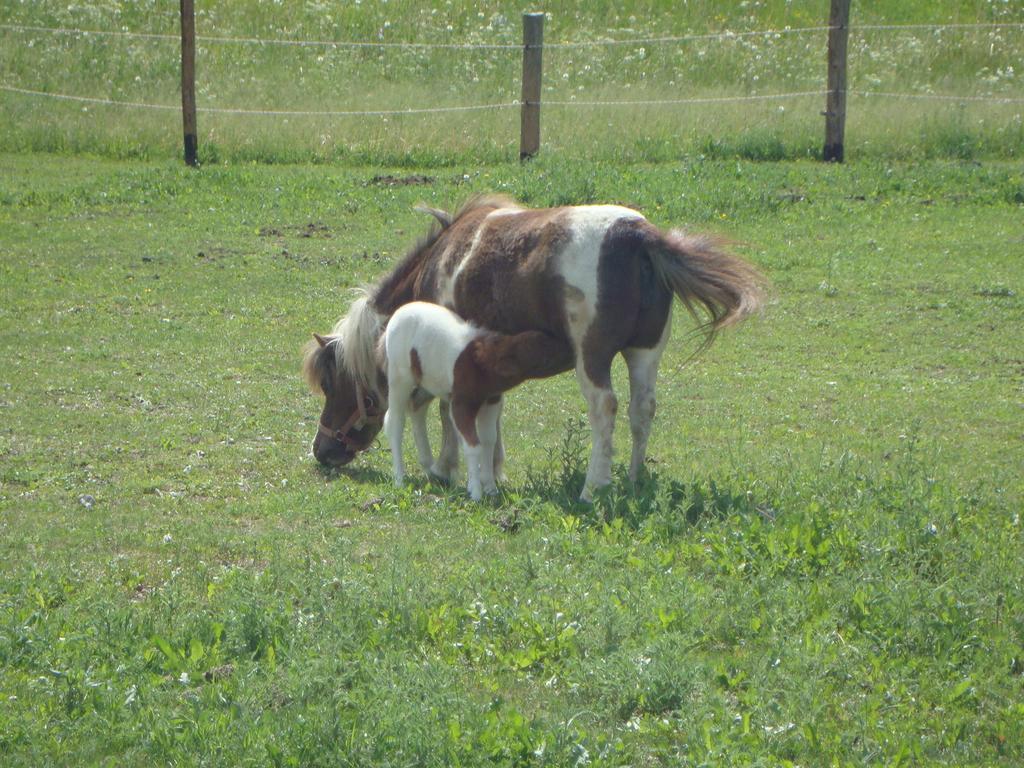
(313, 433, 356, 466)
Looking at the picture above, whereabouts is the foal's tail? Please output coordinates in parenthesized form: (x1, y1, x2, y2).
(643, 223, 767, 351)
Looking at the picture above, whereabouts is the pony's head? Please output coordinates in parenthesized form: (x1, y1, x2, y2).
(302, 294, 386, 467)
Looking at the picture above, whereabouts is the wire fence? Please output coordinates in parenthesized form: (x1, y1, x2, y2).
(1, 11, 1022, 160)
(3, 20, 1023, 48)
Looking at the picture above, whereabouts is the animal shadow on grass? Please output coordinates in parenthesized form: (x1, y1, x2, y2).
(313, 460, 391, 487)
(520, 417, 773, 532)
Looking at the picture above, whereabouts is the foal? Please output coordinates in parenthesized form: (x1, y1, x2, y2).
(380, 301, 566, 500)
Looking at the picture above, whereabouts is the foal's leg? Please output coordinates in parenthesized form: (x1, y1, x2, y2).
(430, 399, 460, 482)
(623, 314, 671, 482)
(476, 397, 503, 497)
(576, 355, 618, 503)
(383, 386, 412, 488)
(451, 399, 485, 501)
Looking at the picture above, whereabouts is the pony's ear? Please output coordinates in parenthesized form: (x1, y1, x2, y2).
(415, 204, 453, 230)
(313, 333, 330, 348)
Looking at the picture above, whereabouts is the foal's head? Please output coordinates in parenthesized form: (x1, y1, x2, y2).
(301, 333, 383, 467)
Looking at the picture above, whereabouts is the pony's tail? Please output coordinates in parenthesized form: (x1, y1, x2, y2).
(644, 224, 767, 353)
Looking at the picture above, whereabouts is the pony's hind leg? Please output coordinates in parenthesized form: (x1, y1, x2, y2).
(576, 357, 618, 503)
(622, 346, 665, 483)
(623, 315, 671, 482)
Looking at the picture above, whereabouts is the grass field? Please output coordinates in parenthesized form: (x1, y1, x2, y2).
(1, 1, 1023, 764)
(1, 151, 1022, 765)
(1, 1, 1023, 163)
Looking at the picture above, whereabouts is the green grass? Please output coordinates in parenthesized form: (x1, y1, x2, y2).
(1, 152, 1022, 765)
(1, 1, 1023, 164)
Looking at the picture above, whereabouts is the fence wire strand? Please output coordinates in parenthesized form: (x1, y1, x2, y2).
(3, 21, 1022, 50)
(4, 84, 1021, 117)
(0, 84, 517, 115)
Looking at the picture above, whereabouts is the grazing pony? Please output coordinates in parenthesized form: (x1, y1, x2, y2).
(379, 301, 566, 500)
(303, 195, 765, 501)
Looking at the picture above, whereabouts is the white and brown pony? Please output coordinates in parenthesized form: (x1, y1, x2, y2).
(302, 195, 765, 501)
(379, 301, 566, 500)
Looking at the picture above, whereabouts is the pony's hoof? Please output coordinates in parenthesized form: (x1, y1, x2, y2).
(428, 470, 452, 486)
(428, 463, 453, 485)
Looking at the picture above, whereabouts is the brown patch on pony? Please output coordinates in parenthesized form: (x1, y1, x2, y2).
(451, 208, 574, 337)
(409, 348, 424, 385)
(451, 331, 572, 410)
(449, 330, 569, 448)
(372, 195, 520, 317)
(579, 219, 672, 387)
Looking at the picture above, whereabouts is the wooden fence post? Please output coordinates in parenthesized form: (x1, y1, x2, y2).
(519, 12, 544, 160)
(823, 0, 851, 162)
(180, 0, 198, 167)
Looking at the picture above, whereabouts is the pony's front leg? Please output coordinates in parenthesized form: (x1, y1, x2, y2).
(430, 399, 460, 483)
(383, 387, 411, 488)
(475, 397, 503, 499)
(576, 359, 617, 503)
(492, 404, 506, 483)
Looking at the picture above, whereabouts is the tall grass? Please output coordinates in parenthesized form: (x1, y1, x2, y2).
(1, 1, 1022, 163)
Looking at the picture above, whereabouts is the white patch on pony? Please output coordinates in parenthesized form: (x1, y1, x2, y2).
(557, 206, 646, 352)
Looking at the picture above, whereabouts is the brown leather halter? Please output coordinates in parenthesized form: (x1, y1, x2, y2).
(317, 383, 383, 452)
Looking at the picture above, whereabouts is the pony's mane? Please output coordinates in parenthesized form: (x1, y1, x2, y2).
(301, 337, 331, 395)
(334, 289, 387, 397)
(302, 289, 386, 397)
